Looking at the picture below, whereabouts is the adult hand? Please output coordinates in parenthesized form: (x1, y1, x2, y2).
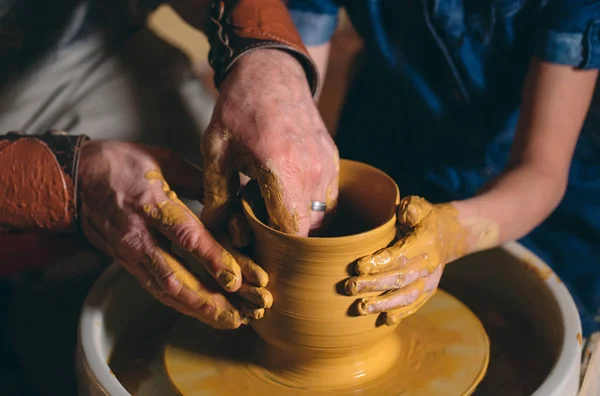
(202, 49, 339, 239)
(78, 141, 272, 329)
(344, 196, 469, 326)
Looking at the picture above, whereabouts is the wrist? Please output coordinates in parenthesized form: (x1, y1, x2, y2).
(207, 0, 320, 96)
(0, 131, 89, 233)
(228, 49, 311, 91)
(449, 200, 500, 255)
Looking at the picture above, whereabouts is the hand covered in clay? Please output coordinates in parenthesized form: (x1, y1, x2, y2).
(78, 141, 272, 329)
(202, 49, 339, 239)
(345, 196, 469, 326)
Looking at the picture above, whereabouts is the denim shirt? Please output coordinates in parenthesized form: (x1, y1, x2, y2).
(290, 0, 600, 125)
(288, 0, 600, 335)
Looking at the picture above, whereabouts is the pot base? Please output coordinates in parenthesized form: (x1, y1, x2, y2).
(163, 290, 489, 395)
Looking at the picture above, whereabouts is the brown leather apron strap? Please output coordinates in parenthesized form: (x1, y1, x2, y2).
(0, 130, 89, 233)
(207, 0, 320, 97)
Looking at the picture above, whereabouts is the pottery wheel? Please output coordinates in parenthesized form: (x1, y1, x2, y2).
(164, 290, 489, 395)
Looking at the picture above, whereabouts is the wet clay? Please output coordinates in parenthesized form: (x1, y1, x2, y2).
(164, 290, 489, 395)
(114, 160, 489, 394)
(144, 168, 241, 289)
(190, 159, 485, 393)
(142, 168, 247, 328)
(110, 284, 545, 396)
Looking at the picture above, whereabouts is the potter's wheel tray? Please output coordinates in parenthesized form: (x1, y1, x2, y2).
(164, 289, 489, 395)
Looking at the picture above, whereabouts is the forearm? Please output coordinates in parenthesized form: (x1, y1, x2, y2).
(169, 0, 320, 96)
(452, 163, 565, 253)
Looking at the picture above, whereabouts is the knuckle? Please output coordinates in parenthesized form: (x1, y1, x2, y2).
(408, 290, 420, 304)
(161, 272, 184, 297)
(120, 229, 148, 253)
(202, 125, 229, 158)
(172, 223, 202, 251)
(193, 301, 233, 328)
(309, 157, 324, 179)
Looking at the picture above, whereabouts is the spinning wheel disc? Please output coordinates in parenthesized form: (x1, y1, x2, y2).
(164, 290, 489, 395)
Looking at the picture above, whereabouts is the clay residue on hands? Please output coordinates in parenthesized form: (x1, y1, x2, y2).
(461, 216, 500, 254)
(256, 160, 299, 234)
(201, 130, 301, 235)
(142, 169, 254, 325)
(145, 169, 242, 287)
(150, 248, 247, 329)
(347, 195, 499, 325)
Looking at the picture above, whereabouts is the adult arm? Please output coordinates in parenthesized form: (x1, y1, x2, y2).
(0, 132, 90, 275)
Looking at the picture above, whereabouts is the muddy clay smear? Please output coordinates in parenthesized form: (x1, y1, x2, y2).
(110, 291, 488, 395)
(162, 290, 487, 396)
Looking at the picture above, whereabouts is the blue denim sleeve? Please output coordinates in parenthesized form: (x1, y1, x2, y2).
(536, 0, 600, 69)
(287, 0, 341, 46)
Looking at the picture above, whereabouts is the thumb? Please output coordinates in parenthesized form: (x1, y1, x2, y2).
(397, 196, 433, 227)
(255, 165, 311, 236)
(137, 144, 204, 201)
(200, 131, 239, 231)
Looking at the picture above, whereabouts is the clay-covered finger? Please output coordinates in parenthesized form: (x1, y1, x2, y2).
(139, 145, 205, 201)
(201, 127, 239, 231)
(238, 301, 266, 320)
(355, 241, 425, 275)
(237, 284, 273, 308)
(220, 235, 269, 288)
(141, 247, 248, 329)
(147, 276, 249, 329)
(144, 192, 242, 292)
(356, 278, 427, 315)
(384, 290, 436, 326)
(397, 196, 433, 227)
(254, 167, 310, 236)
(345, 265, 429, 295)
(228, 209, 252, 248)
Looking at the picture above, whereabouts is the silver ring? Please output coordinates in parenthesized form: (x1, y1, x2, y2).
(310, 201, 327, 212)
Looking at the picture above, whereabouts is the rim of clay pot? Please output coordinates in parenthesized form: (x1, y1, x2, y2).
(241, 159, 400, 243)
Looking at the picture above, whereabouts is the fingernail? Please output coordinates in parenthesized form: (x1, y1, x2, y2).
(214, 310, 242, 329)
(262, 290, 273, 309)
(248, 308, 265, 320)
(239, 287, 273, 308)
(386, 313, 401, 326)
(217, 271, 238, 290)
(249, 262, 269, 288)
(356, 299, 371, 315)
(345, 278, 360, 295)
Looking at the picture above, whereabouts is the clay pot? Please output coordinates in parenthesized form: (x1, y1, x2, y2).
(241, 159, 400, 390)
